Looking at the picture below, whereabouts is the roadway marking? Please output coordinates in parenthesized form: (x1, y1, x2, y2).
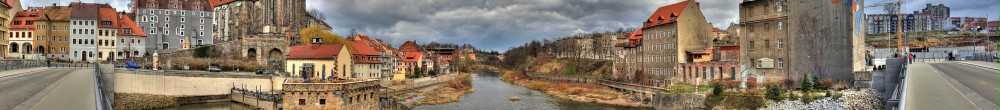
(926, 64, 984, 110)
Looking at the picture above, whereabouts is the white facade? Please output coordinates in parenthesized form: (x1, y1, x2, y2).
(70, 20, 98, 62)
(116, 36, 146, 59)
(6, 30, 34, 59)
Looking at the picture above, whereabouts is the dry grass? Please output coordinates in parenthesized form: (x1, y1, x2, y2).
(168, 57, 268, 71)
(113, 93, 178, 110)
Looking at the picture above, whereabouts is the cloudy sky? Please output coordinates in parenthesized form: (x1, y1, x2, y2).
(20, 0, 1000, 51)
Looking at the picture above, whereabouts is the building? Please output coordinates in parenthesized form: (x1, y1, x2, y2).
(866, 13, 935, 34)
(35, 5, 72, 60)
(348, 35, 384, 80)
(368, 38, 401, 81)
(285, 43, 353, 79)
(920, 3, 949, 30)
(739, 0, 858, 86)
(401, 52, 424, 76)
(115, 13, 148, 59)
(951, 17, 988, 31)
(95, 6, 119, 61)
(987, 21, 998, 32)
(68, 3, 104, 62)
(0, 1, 12, 58)
(209, 0, 329, 46)
(678, 46, 740, 83)
(282, 79, 381, 110)
(7, 9, 36, 59)
(134, 0, 213, 54)
(614, 0, 712, 87)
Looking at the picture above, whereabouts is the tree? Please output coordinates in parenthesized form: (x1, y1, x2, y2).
(299, 25, 350, 48)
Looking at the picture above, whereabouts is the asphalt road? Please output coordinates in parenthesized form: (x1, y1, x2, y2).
(930, 62, 1000, 104)
(0, 68, 75, 110)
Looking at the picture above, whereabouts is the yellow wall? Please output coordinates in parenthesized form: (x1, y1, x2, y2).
(285, 46, 353, 79)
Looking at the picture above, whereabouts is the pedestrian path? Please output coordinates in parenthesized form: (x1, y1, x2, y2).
(29, 69, 96, 110)
(0, 67, 48, 79)
(904, 63, 980, 110)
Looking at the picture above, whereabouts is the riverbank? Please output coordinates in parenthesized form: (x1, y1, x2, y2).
(495, 68, 650, 107)
(415, 73, 474, 105)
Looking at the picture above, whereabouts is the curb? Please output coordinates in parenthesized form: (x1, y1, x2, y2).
(956, 62, 999, 70)
(0, 67, 51, 79)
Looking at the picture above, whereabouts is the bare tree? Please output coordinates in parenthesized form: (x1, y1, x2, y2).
(308, 8, 326, 21)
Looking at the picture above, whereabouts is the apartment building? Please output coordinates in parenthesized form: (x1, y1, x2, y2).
(615, 0, 712, 87)
(134, 0, 213, 54)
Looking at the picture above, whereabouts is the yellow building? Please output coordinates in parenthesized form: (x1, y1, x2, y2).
(285, 44, 353, 79)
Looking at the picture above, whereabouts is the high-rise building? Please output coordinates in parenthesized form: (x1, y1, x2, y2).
(921, 3, 949, 30)
(866, 13, 935, 34)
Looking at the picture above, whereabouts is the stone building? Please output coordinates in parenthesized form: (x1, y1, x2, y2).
(134, 0, 214, 54)
(209, 0, 329, 46)
(679, 46, 740, 83)
(615, 0, 712, 87)
(7, 9, 35, 59)
(739, 0, 858, 86)
(282, 79, 381, 110)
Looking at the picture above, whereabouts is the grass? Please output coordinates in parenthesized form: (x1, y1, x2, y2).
(665, 83, 713, 94)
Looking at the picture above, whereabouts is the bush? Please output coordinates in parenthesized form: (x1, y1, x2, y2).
(712, 84, 726, 96)
(765, 84, 783, 101)
(192, 46, 211, 58)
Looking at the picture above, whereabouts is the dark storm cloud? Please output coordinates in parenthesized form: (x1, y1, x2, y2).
(308, 0, 743, 51)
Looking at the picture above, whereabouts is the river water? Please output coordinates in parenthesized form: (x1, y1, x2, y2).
(413, 71, 651, 110)
(157, 71, 650, 110)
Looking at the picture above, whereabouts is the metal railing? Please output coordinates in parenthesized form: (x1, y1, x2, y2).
(94, 63, 113, 110)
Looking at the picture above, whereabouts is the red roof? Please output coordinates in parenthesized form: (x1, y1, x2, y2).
(402, 52, 423, 62)
(209, 0, 237, 7)
(10, 11, 38, 30)
(349, 35, 381, 56)
(399, 41, 422, 52)
(97, 7, 118, 29)
(117, 13, 147, 37)
(287, 44, 346, 59)
(644, 0, 691, 28)
(988, 21, 998, 27)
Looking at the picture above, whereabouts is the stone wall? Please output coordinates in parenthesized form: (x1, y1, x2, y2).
(231, 90, 278, 110)
(652, 94, 706, 110)
(111, 73, 284, 96)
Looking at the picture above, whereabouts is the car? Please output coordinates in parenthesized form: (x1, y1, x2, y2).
(256, 69, 270, 74)
(208, 66, 222, 72)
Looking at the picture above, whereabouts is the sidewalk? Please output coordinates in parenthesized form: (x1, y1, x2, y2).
(904, 63, 980, 110)
(0, 67, 48, 78)
(30, 69, 96, 110)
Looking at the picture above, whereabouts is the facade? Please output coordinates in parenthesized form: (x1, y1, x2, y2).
(348, 35, 384, 80)
(920, 4, 949, 30)
(0, 1, 10, 58)
(134, 0, 214, 54)
(285, 43, 353, 79)
(35, 6, 72, 60)
(209, 0, 328, 46)
(115, 13, 148, 59)
(370, 38, 400, 81)
(678, 46, 741, 83)
(8, 9, 36, 59)
(866, 13, 935, 34)
(740, 0, 858, 86)
(401, 52, 423, 76)
(282, 79, 381, 110)
(95, 6, 118, 61)
(69, 3, 101, 62)
(950, 17, 988, 31)
(615, 0, 712, 87)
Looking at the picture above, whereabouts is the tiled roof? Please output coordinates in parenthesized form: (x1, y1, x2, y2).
(399, 41, 422, 52)
(988, 21, 998, 27)
(10, 11, 38, 30)
(117, 13, 147, 37)
(644, 0, 691, 28)
(37, 6, 71, 21)
(349, 38, 380, 55)
(402, 52, 423, 62)
(70, 2, 107, 19)
(627, 29, 643, 47)
(209, 0, 238, 7)
(287, 44, 346, 59)
(97, 7, 118, 29)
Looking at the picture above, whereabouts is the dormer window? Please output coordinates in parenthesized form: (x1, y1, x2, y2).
(658, 18, 664, 24)
(311, 37, 322, 44)
(670, 15, 677, 21)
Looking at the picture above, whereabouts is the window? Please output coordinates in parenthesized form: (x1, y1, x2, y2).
(165, 17, 169, 21)
(164, 30, 169, 35)
(748, 41, 755, 51)
(298, 99, 305, 105)
(778, 39, 784, 49)
(764, 40, 770, 49)
(102, 21, 111, 26)
(778, 22, 783, 30)
(778, 58, 784, 68)
(776, 2, 783, 12)
(319, 99, 327, 105)
(124, 28, 132, 34)
(180, 17, 185, 22)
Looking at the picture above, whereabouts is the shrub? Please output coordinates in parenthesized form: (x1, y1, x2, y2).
(765, 84, 783, 101)
(712, 84, 726, 96)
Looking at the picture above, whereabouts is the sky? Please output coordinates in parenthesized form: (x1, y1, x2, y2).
(19, 0, 1000, 51)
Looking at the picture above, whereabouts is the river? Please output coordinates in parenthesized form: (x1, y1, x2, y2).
(413, 71, 651, 110)
(157, 71, 650, 110)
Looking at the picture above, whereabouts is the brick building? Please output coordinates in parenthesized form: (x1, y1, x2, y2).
(282, 79, 381, 110)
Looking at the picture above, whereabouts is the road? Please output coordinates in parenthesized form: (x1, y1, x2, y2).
(930, 62, 999, 104)
(0, 68, 76, 110)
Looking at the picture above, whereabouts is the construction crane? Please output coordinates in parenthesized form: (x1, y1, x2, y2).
(866, 0, 905, 55)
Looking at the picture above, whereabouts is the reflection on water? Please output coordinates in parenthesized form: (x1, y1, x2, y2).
(157, 70, 651, 110)
(154, 102, 256, 110)
(414, 71, 652, 110)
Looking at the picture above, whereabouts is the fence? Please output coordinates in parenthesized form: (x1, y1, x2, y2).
(95, 63, 114, 110)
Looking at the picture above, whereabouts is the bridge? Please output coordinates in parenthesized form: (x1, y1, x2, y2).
(0, 59, 112, 110)
(598, 80, 667, 94)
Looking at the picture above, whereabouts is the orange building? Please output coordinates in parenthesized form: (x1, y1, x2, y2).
(34, 6, 72, 60)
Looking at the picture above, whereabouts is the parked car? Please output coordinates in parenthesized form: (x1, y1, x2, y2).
(208, 66, 222, 72)
(256, 69, 270, 74)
